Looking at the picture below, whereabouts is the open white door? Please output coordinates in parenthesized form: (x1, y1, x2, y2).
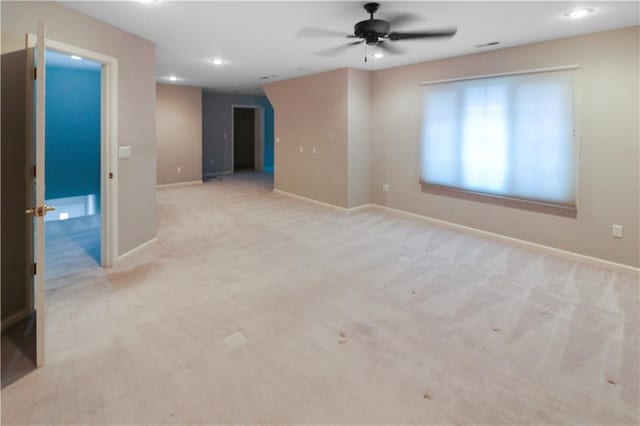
(23, 28, 119, 369)
(27, 21, 53, 367)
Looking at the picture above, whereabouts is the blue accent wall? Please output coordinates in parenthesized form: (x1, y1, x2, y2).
(45, 65, 101, 202)
(264, 103, 274, 169)
(202, 93, 275, 175)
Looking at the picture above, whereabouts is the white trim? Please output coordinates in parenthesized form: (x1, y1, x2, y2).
(156, 180, 203, 189)
(204, 171, 233, 178)
(370, 204, 639, 274)
(273, 189, 372, 212)
(421, 64, 580, 86)
(28, 35, 118, 65)
(272, 189, 638, 273)
(27, 34, 119, 269)
(273, 189, 349, 211)
(117, 237, 157, 261)
(1, 308, 33, 332)
(34, 21, 47, 368)
(349, 203, 377, 213)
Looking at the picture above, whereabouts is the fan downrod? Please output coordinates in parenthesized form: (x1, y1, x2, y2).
(364, 2, 380, 18)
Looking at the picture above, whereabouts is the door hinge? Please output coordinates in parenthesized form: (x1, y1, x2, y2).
(33, 262, 37, 275)
(33, 165, 37, 177)
(33, 67, 37, 80)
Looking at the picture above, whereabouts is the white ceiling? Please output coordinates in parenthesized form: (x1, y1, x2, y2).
(62, 1, 639, 95)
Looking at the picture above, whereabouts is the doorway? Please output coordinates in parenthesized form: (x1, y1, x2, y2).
(44, 50, 102, 286)
(232, 105, 265, 172)
(0, 28, 119, 378)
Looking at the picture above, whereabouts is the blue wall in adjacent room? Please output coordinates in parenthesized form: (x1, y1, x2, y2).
(45, 64, 101, 202)
(202, 92, 275, 175)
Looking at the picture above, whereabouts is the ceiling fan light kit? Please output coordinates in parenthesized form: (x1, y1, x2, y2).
(299, 2, 457, 62)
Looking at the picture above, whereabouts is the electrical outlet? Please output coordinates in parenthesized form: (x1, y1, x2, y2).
(312, 146, 317, 154)
(612, 224, 623, 239)
(276, 136, 280, 144)
(177, 166, 182, 173)
(299, 145, 304, 153)
(382, 184, 390, 192)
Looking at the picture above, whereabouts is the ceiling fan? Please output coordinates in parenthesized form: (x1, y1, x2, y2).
(297, 2, 457, 61)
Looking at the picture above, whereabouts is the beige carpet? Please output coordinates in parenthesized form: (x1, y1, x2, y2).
(2, 171, 638, 425)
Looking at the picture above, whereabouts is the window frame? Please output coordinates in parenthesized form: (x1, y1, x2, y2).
(419, 65, 580, 217)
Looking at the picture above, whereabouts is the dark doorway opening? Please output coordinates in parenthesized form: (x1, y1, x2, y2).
(233, 107, 255, 171)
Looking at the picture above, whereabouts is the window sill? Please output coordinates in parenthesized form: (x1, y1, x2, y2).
(420, 183, 577, 218)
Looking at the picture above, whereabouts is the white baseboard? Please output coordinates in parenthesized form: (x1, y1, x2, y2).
(204, 171, 233, 178)
(1, 308, 33, 331)
(272, 190, 638, 273)
(273, 189, 376, 213)
(369, 204, 639, 274)
(273, 189, 352, 211)
(156, 180, 202, 189)
(349, 203, 377, 212)
(117, 237, 158, 262)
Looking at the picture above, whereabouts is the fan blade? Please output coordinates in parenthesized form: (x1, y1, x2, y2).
(316, 40, 363, 57)
(377, 41, 404, 55)
(384, 12, 422, 29)
(296, 27, 353, 38)
(388, 28, 457, 41)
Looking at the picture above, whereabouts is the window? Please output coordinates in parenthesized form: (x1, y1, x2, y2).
(420, 68, 577, 212)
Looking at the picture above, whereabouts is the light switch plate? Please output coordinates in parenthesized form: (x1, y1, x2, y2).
(118, 146, 132, 159)
(612, 224, 623, 238)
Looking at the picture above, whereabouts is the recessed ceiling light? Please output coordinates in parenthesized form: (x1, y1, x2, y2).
(168, 76, 178, 82)
(139, 0, 160, 3)
(210, 58, 224, 65)
(70, 55, 83, 60)
(563, 8, 595, 19)
(373, 52, 384, 59)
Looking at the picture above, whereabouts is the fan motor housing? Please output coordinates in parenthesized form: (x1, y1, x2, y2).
(354, 19, 390, 42)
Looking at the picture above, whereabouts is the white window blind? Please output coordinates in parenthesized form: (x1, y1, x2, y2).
(421, 68, 577, 208)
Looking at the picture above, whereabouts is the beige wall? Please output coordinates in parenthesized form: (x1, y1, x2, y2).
(265, 69, 350, 207)
(347, 68, 372, 208)
(266, 27, 638, 267)
(1, 1, 157, 256)
(156, 84, 202, 185)
(371, 27, 639, 267)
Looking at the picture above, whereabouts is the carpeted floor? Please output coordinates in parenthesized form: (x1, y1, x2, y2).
(45, 213, 101, 288)
(1, 213, 100, 390)
(1, 171, 638, 425)
(1, 315, 36, 389)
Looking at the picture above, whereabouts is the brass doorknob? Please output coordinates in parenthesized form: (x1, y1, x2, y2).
(25, 205, 56, 217)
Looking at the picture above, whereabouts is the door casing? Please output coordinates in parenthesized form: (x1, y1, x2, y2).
(26, 32, 118, 367)
(27, 35, 119, 269)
